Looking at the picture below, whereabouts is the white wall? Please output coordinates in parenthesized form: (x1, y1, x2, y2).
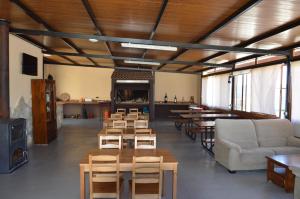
(9, 34, 43, 146)
(155, 72, 200, 103)
(9, 34, 43, 113)
(45, 65, 113, 100)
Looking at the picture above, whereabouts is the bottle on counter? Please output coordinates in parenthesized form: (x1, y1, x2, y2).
(174, 95, 177, 103)
(182, 97, 185, 102)
(164, 93, 168, 103)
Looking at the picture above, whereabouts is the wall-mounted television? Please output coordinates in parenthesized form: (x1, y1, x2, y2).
(22, 53, 38, 76)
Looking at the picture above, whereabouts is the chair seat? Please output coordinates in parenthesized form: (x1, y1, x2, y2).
(93, 177, 124, 193)
(129, 180, 159, 194)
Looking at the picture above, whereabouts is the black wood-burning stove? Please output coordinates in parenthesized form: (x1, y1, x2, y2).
(0, 118, 28, 173)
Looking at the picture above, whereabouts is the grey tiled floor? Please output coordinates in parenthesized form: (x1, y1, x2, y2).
(0, 119, 293, 199)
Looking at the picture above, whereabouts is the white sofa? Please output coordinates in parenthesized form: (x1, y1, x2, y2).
(214, 119, 300, 172)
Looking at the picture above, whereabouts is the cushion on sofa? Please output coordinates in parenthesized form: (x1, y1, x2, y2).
(270, 147, 300, 155)
(253, 119, 293, 147)
(239, 148, 274, 165)
(215, 119, 258, 149)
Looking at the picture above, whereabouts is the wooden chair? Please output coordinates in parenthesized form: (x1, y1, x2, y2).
(99, 135, 122, 149)
(110, 113, 123, 120)
(113, 120, 127, 129)
(134, 135, 156, 149)
(134, 128, 152, 135)
(116, 108, 126, 116)
(134, 120, 148, 129)
(125, 113, 139, 128)
(129, 108, 139, 113)
(131, 156, 163, 199)
(106, 128, 123, 135)
(89, 154, 122, 199)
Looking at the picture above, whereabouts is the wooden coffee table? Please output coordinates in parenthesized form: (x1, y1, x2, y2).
(266, 154, 300, 192)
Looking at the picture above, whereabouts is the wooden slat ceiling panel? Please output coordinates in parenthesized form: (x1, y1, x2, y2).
(152, 0, 249, 42)
(89, 0, 163, 57)
(172, 0, 300, 66)
(183, 66, 205, 72)
(209, 26, 300, 63)
(145, 0, 249, 59)
(89, 0, 162, 38)
(68, 39, 108, 51)
(83, 50, 115, 66)
(21, 0, 95, 34)
(46, 55, 73, 64)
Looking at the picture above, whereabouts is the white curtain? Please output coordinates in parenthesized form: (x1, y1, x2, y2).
(291, 61, 300, 137)
(202, 77, 208, 105)
(202, 74, 230, 108)
(251, 65, 281, 115)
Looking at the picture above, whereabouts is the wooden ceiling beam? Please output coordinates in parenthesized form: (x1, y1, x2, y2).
(179, 17, 300, 72)
(157, 0, 263, 70)
(141, 0, 168, 59)
(11, 0, 97, 66)
(81, 0, 116, 66)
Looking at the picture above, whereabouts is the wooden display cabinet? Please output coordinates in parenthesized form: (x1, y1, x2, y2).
(31, 79, 57, 144)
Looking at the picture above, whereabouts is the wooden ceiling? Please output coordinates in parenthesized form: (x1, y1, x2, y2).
(5, 0, 300, 73)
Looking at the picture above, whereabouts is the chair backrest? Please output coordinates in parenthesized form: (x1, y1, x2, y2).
(99, 135, 122, 149)
(134, 128, 152, 135)
(134, 135, 156, 149)
(126, 113, 139, 120)
(113, 120, 127, 129)
(106, 128, 123, 135)
(89, 154, 120, 199)
(132, 156, 163, 199)
(134, 120, 148, 129)
(129, 108, 139, 113)
(110, 113, 123, 120)
(116, 108, 126, 114)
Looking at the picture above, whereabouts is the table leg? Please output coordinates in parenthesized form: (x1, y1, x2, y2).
(80, 165, 85, 199)
(285, 168, 295, 192)
(172, 167, 178, 199)
(267, 159, 273, 182)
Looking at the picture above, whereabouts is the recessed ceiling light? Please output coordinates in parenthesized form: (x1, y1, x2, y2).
(89, 38, 98, 43)
(124, 60, 160, 66)
(43, 54, 51, 57)
(121, 43, 177, 51)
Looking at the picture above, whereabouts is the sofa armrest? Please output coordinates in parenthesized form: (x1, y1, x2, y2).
(218, 139, 242, 153)
(288, 136, 300, 147)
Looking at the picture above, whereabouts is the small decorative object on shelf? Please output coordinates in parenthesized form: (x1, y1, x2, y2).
(190, 96, 194, 103)
(164, 93, 168, 103)
(174, 95, 177, 103)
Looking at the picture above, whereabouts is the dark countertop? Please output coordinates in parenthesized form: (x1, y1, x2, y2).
(155, 101, 197, 106)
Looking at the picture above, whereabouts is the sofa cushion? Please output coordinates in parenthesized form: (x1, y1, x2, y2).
(253, 119, 293, 147)
(240, 148, 274, 165)
(271, 147, 300, 155)
(215, 119, 258, 149)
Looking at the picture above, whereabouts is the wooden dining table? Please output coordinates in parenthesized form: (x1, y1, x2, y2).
(98, 128, 157, 140)
(79, 148, 179, 199)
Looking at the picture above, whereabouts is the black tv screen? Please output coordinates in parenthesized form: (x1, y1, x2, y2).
(22, 53, 38, 76)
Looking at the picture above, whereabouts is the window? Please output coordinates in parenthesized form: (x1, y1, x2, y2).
(233, 73, 251, 111)
(202, 74, 231, 108)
